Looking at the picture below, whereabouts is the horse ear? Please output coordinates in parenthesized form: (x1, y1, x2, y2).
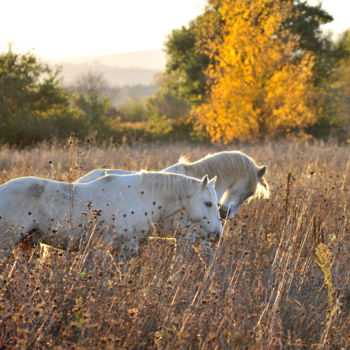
(258, 166, 267, 179)
(201, 175, 210, 189)
(209, 176, 217, 187)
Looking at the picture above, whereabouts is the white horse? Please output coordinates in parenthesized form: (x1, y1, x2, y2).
(0, 171, 221, 262)
(76, 151, 269, 220)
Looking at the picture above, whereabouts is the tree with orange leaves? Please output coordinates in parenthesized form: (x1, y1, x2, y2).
(192, 0, 316, 143)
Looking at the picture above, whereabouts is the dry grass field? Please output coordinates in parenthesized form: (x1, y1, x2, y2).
(0, 139, 349, 349)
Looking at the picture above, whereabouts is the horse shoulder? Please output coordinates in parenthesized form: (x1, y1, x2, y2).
(25, 179, 47, 198)
(1, 178, 44, 210)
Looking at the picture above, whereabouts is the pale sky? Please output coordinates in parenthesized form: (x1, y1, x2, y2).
(309, 0, 350, 37)
(0, 0, 349, 59)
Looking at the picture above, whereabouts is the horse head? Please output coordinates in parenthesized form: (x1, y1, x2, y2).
(186, 175, 222, 242)
(219, 165, 268, 220)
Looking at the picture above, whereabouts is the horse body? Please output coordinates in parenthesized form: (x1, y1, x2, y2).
(76, 169, 136, 183)
(0, 172, 221, 262)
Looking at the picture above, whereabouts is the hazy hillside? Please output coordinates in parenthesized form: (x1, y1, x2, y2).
(45, 50, 166, 86)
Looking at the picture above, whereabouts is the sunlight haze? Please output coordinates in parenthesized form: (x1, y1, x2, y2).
(1, 0, 206, 58)
(1, 0, 349, 60)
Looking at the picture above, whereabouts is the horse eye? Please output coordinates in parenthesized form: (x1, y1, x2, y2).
(205, 201, 213, 208)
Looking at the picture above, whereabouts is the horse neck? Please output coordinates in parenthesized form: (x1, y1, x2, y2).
(162, 163, 187, 175)
(183, 161, 232, 200)
(158, 197, 186, 220)
(142, 173, 195, 217)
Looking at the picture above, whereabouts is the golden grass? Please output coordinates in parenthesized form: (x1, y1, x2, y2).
(0, 139, 349, 349)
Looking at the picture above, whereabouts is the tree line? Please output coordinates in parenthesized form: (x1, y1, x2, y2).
(1, 0, 350, 146)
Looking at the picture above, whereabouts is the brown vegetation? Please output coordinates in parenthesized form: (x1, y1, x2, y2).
(0, 140, 349, 348)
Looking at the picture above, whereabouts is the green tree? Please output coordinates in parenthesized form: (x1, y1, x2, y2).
(146, 90, 189, 120)
(119, 98, 148, 122)
(0, 46, 80, 145)
(70, 71, 117, 135)
(163, 10, 214, 106)
(284, 1, 333, 83)
(316, 30, 350, 140)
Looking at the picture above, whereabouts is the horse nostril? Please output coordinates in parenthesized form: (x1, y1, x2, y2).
(219, 206, 230, 219)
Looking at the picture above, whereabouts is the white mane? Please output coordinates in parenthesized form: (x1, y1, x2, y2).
(138, 170, 200, 202)
(178, 155, 190, 164)
(178, 151, 269, 198)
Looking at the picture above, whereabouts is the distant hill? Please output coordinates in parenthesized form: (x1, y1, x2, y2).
(45, 50, 166, 86)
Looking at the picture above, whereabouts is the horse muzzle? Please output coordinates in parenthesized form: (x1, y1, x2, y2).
(219, 205, 238, 220)
(219, 205, 231, 220)
(209, 231, 221, 242)
(208, 222, 222, 242)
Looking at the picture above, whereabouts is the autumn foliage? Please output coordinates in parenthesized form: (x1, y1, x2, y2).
(192, 0, 316, 143)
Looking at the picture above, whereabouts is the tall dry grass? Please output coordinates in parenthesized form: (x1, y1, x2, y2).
(0, 139, 349, 349)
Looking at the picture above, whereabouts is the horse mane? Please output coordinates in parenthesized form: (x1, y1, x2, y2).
(138, 170, 200, 201)
(178, 155, 190, 164)
(179, 151, 269, 199)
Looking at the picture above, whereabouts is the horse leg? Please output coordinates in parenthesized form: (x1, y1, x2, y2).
(0, 227, 38, 287)
(0, 227, 29, 263)
(118, 237, 139, 263)
(198, 240, 214, 260)
(79, 247, 112, 273)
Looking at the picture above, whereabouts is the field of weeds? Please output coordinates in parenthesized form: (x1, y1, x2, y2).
(0, 140, 349, 349)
